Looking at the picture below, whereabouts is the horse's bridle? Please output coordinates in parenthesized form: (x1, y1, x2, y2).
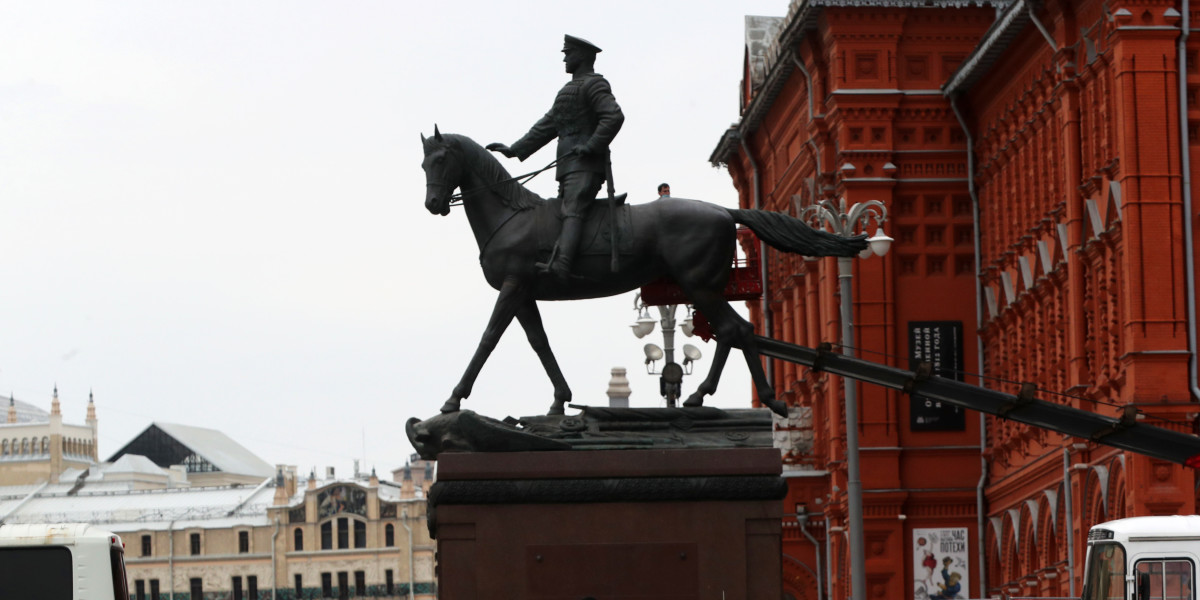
(442, 151, 562, 207)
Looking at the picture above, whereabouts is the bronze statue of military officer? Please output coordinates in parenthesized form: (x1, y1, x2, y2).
(487, 34, 625, 281)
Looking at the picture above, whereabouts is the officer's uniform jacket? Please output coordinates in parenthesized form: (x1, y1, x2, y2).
(509, 72, 624, 180)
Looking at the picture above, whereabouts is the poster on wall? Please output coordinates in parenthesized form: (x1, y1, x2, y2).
(913, 527, 970, 600)
(908, 321, 966, 431)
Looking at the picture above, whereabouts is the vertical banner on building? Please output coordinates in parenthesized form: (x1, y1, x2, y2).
(908, 321, 966, 431)
(913, 528, 970, 600)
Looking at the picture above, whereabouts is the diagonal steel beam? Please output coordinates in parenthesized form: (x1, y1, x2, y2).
(746, 335, 1200, 467)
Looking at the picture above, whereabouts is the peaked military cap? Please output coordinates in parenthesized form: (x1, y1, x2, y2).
(562, 34, 602, 54)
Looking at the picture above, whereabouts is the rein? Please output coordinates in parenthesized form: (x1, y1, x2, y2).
(447, 157, 560, 207)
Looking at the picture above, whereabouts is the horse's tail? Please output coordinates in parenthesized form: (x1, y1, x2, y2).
(726, 208, 868, 258)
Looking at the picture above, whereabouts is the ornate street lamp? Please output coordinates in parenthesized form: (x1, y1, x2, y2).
(630, 293, 703, 406)
(799, 197, 891, 600)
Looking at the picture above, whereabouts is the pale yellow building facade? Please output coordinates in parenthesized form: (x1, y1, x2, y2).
(0, 391, 436, 599)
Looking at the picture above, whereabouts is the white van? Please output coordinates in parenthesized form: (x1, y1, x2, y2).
(1083, 515, 1200, 600)
(0, 522, 130, 600)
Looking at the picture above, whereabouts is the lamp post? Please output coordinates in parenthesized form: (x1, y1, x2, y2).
(799, 197, 892, 600)
(631, 293, 703, 406)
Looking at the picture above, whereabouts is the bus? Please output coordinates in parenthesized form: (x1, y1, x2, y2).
(0, 523, 130, 600)
(1083, 515, 1200, 600)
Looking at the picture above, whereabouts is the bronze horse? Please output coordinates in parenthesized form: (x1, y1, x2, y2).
(421, 128, 866, 417)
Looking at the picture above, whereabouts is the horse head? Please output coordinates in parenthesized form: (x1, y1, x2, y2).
(421, 125, 460, 216)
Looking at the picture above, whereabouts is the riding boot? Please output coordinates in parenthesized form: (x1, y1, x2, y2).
(543, 216, 582, 282)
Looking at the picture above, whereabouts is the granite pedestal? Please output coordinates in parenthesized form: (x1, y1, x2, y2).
(428, 447, 785, 600)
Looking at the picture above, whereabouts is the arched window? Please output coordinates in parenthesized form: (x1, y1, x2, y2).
(294, 528, 303, 551)
(21, 438, 29, 454)
(354, 520, 366, 548)
(40, 437, 49, 454)
(1, 439, 7, 456)
(385, 524, 394, 547)
(320, 521, 332, 550)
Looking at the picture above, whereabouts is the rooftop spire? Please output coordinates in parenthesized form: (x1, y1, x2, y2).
(50, 385, 61, 416)
(86, 389, 97, 422)
(6, 393, 15, 424)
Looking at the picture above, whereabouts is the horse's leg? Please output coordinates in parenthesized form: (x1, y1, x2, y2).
(685, 289, 788, 418)
(734, 323, 789, 417)
(515, 300, 572, 415)
(682, 340, 730, 407)
(441, 276, 527, 413)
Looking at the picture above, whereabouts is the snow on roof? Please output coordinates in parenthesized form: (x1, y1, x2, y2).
(105, 454, 166, 476)
(103, 515, 270, 533)
(0, 397, 49, 425)
(145, 422, 273, 478)
(4, 481, 275, 527)
(376, 483, 403, 502)
(58, 467, 87, 481)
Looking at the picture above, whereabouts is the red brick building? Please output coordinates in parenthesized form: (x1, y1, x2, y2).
(710, 1, 1200, 598)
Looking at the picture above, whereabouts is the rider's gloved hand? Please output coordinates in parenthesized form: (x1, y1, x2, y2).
(572, 142, 598, 158)
(485, 143, 517, 158)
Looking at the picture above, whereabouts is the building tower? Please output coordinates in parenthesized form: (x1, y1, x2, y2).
(86, 391, 97, 461)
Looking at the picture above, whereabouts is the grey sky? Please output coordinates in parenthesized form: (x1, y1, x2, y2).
(0, 1, 785, 476)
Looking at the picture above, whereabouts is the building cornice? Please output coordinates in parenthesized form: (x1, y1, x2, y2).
(942, 0, 1037, 97)
(711, 0, 1008, 167)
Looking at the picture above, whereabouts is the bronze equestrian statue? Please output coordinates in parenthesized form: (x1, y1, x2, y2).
(421, 128, 866, 417)
(486, 35, 624, 281)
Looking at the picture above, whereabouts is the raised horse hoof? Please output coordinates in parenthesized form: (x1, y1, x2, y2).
(440, 400, 461, 414)
(682, 395, 705, 408)
(762, 399, 789, 418)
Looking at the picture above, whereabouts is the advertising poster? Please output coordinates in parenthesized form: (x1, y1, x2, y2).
(908, 321, 966, 431)
(913, 527, 970, 600)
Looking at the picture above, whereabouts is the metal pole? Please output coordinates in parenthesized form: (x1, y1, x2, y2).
(839, 255, 866, 600)
(658, 304, 678, 406)
(659, 305, 677, 365)
(798, 515, 825, 600)
(168, 520, 174, 600)
(1063, 449, 1077, 596)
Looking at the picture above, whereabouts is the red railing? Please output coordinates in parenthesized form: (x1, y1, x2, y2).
(639, 228, 762, 306)
(638, 228, 762, 342)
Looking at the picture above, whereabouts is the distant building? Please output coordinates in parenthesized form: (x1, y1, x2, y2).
(0, 392, 436, 599)
(0, 388, 98, 485)
(108, 421, 276, 487)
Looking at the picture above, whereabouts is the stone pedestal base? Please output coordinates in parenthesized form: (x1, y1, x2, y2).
(429, 448, 785, 600)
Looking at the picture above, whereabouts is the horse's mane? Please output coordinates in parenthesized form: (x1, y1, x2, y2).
(441, 133, 545, 212)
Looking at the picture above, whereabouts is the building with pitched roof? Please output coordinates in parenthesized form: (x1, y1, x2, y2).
(0, 393, 437, 599)
(108, 422, 276, 487)
(0, 388, 98, 485)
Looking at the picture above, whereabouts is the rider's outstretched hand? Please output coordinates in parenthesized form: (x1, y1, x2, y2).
(485, 143, 516, 158)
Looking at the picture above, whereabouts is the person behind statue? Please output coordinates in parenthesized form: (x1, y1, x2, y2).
(658, 182, 671, 198)
(486, 34, 625, 281)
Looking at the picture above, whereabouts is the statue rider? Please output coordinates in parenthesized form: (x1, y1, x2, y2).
(486, 35, 625, 281)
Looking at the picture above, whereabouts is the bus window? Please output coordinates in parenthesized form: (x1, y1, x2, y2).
(1135, 559, 1194, 600)
(1084, 543, 1127, 600)
(0, 546, 73, 599)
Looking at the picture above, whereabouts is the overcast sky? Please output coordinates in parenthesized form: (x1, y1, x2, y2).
(0, 1, 787, 478)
